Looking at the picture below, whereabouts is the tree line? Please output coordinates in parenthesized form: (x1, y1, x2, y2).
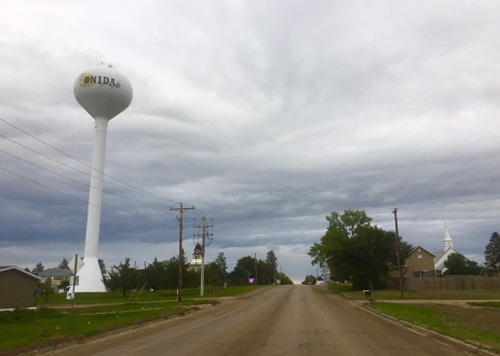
(309, 209, 500, 290)
(30, 249, 293, 296)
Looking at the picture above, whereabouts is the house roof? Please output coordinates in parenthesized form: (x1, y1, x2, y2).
(38, 268, 74, 277)
(433, 249, 446, 262)
(408, 246, 435, 257)
(0, 266, 42, 281)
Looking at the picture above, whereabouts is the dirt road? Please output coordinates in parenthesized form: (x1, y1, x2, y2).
(39, 285, 480, 356)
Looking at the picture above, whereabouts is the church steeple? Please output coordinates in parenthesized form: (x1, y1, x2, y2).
(443, 223, 453, 251)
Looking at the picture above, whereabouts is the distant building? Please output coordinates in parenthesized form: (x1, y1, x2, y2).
(0, 266, 41, 311)
(38, 268, 73, 293)
(188, 243, 210, 272)
(433, 224, 457, 276)
(405, 246, 436, 277)
(483, 262, 500, 277)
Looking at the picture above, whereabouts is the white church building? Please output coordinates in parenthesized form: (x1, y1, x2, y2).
(433, 224, 457, 276)
(188, 243, 210, 272)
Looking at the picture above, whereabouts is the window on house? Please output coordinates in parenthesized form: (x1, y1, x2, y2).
(421, 270, 428, 276)
(417, 254, 423, 261)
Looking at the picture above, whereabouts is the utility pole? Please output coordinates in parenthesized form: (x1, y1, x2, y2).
(194, 217, 213, 297)
(254, 252, 258, 286)
(273, 259, 276, 285)
(70, 254, 78, 329)
(393, 208, 404, 299)
(171, 203, 194, 302)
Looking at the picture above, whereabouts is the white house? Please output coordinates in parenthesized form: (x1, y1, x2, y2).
(433, 224, 457, 276)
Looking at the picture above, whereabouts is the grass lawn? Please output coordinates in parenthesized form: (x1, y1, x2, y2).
(0, 286, 261, 353)
(371, 302, 500, 353)
(327, 283, 500, 353)
(326, 283, 500, 301)
(0, 303, 186, 351)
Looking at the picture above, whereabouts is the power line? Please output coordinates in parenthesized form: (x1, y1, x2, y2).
(1, 149, 172, 208)
(0, 117, 180, 204)
(1, 117, 215, 225)
(0, 165, 168, 226)
(1, 132, 176, 204)
(0, 165, 89, 205)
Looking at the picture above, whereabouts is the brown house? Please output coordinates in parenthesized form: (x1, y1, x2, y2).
(405, 246, 436, 278)
(0, 266, 41, 311)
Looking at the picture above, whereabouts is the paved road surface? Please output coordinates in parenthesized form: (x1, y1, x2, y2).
(41, 285, 478, 356)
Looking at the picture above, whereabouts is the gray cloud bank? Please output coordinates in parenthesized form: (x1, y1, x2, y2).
(1, 1, 499, 281)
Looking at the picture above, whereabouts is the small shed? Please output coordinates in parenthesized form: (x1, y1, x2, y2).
(0, 266, 41, 311)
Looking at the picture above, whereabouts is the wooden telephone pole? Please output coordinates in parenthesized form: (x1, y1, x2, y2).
(254, 252, 258, 285)
(393, 208, 404, 299)
(171, 203, 194, 302)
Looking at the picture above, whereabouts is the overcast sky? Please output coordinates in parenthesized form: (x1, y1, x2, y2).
(1, 1, 499, 283)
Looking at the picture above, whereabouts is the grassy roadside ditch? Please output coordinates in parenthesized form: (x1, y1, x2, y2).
(0, 286, 262, 354)
(327, 284, 500, 354)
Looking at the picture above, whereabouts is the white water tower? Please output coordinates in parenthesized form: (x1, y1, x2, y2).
(73, 63, 133, 292)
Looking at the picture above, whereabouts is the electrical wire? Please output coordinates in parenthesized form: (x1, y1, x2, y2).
(0, 117, 215, 231)
(0, 117, 181, 204)
(1, 149, 172, 208)
(0, 165, 168, 226)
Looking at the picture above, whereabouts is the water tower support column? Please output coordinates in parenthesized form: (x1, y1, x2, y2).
(77, 117, 109, 292)
(85, 117, 108, 258)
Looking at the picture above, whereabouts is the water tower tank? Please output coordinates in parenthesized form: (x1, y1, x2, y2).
(74, 64, 133, 120)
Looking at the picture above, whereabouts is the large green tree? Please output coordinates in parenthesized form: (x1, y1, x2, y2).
(58, 258, 70, 270)
(165, 249, 196, 289)
(485, 232, 500, 266)
(444, 253, 482, 276)
(144, 257, 168, 290)
(107, 258, 140, 296)
(263, 250, 278, 284)
(302, 275, 316, 285)
(205, 252, 228, 290)
(229, 251, 293, 286)
(276, 271, 293, 285)
(31, 262, 44, 275)
(99, 259, 108, 286)
(213, 252, 228, 285)
(309, 210, 399, 289)
(230, 256, 257, 285)
(98, 259, 107, 275)
(214, 252, 228, 279)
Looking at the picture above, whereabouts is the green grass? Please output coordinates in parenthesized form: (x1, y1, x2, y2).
(371, 302, 500, 353)
(201, 285, 264, 297)
(1, 286, 261, 352)
(468, 301, 500, 308)
(326, 283, 500, 301)
(38, 288, 194, 305)
(37, 286, 261, 306)
(0, 304, 186, 351)
(326, 284, 500, 353)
